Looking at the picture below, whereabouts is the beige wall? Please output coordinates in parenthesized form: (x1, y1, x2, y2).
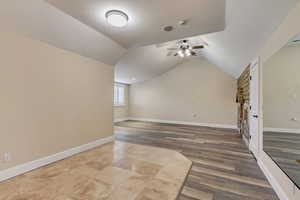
(258, 2, 300, 199)
(129, 59, 237, 127)
(263, 44, 300, 130)
(0, 32, 113, 170)
(114, 83, 129, 121)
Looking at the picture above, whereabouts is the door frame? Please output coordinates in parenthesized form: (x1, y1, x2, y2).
(249, 57, 261, 156)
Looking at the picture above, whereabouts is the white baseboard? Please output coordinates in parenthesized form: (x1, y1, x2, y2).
(257, 158, 289, 200)
(128, 117, 238, 130)
(114, 117, 130, 123)
(0, 136, 115, 182)
(242, 135, 249, 147)
(264, 127, 300, 134)
(249, 143, 259, 157)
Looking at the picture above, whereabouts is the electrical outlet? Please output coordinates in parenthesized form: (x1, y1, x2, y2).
(4, 152, 12, 162)
(192, 113, 197, 118)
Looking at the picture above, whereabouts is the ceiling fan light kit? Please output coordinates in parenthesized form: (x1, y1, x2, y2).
(168, 39, 205, 58)
(178, 50, 185, 57)
(185, 49, 191, 56)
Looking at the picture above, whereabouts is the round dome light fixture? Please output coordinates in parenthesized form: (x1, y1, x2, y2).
(105, 10, 129, 28)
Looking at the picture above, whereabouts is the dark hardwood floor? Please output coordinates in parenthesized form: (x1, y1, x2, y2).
(264, 131, 300, 188)
(114, 120, 279, 200)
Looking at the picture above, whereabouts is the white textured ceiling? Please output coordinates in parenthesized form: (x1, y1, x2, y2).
(47, 0, 226, 48)
(0, 0, 298, 84)
(201, 0, 299, 78)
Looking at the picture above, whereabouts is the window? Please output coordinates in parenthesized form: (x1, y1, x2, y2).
(114, 83, 126, 106)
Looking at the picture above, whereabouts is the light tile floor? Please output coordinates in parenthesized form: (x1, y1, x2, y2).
(0, 141, 192, 200)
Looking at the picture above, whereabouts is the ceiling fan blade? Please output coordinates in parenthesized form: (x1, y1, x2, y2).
(167, 51, 174, 56)
(192, 45, 204, 49)
(167, 48, 178, 50)
(155, 41, 171, 48)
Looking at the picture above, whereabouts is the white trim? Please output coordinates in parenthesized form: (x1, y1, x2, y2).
(257, 158, 290, 200)
(242, 135, 249, 147)
(128, 117, 238, 129)
(114, 117, 130, 123)
(113, 104, 127, 107)
(0, 136, 115, 182)
(264, 127, 300, 134)
(249, 143, 259, 156)
(249, 57, 261, 157)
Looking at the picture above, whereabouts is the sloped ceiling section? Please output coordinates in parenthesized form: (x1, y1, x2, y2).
(115, 44, 184, 84)
(201, 0, 299, 78)
(116, 0, 298, 83)
(0, 0, 126, 65)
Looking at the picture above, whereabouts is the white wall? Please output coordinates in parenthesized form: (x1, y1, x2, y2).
(129, 59, 237, 128)
(257, 2, 300, 200)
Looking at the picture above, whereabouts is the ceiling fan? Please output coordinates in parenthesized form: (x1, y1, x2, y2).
(167, 39, 205, 58)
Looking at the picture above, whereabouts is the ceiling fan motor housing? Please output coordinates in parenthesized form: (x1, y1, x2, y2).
(167, 39, 204, 57)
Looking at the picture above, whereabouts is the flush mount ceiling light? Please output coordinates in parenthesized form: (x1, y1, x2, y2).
(105, 10, 129, 27)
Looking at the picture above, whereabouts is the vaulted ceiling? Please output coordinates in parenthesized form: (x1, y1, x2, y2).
(116, 0, 299, 83)
(47, 0, 226, 48)
(0, 0, 126, 65)
(1, 0, 298, 84)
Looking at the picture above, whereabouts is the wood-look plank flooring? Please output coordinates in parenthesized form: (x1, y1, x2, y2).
(264, 131, 300, 188)
(115, 120, 279, 200)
